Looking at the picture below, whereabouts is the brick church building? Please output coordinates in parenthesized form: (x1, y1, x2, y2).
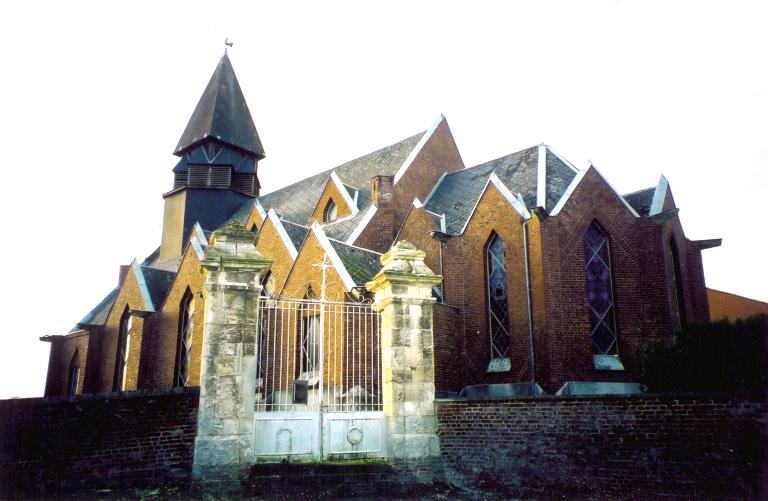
(41, 52, 720, 401)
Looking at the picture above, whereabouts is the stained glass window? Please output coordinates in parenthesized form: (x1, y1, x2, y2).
(67, 350, 80, 397)
(486, 233, 510, 359)
(175, 290, 194, 387)
(583, 222, 618, 355)
(113, 307, 132, 392)
(298, 315, 320, 375)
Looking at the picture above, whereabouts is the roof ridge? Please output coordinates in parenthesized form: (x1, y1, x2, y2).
(460, 144, 540, 173)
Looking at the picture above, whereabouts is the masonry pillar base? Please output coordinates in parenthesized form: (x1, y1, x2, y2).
(192, 223, 272, 483)
(366, 241, 444, 483)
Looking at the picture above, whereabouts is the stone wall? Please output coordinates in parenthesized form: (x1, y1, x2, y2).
(0, 388, 199, 497)
(436, 394, 767, 498)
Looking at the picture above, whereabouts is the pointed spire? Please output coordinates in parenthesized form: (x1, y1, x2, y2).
(174, 53, 265, 159)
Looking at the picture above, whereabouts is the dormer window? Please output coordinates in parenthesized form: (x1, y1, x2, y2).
(323, 200, 338, 222)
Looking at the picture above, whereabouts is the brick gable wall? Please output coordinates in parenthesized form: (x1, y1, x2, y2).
(138, 246, 206, 390)
(84, 269, 150, 393)
(43, 332, 89, 397)
(355, 119, 464, 252)
(255, 217, 296, 296)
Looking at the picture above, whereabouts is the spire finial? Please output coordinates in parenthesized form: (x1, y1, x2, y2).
(224, 38, 233, 53)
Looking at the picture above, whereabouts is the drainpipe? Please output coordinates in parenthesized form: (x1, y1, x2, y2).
(429, 230, 452, 303)
(522, 216, 536, 388)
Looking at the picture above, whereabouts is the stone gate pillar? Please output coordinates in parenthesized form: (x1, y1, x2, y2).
(193, 223, 272, 481)
(366, 241, 443, 480)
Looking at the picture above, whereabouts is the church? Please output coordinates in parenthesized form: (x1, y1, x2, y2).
(40, 52, 719, 413)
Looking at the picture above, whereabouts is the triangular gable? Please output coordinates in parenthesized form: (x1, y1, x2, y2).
(307, 172, 360, 225)
(244, 199, 268, 231)
(131, 260, 157, 312)
(266, 208, 299, 260)
(393, 115, 445, 185)
(311, 222, 357, 291)
(459, 172, 531, 235)
(549, 164, 640, 218)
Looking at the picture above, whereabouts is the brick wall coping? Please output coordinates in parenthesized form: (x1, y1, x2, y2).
(0, 386, 200, 406)
(435, 391, 766, 405)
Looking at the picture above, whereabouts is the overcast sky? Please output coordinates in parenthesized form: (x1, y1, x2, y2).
(0, 1, 766, 398)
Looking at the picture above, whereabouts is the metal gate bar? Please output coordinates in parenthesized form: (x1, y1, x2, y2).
(255, 297, 381, 413)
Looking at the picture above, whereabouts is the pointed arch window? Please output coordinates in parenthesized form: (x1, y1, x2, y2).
(584, 221, 618, 355)
(175, 289, 195, 387)
(323, 199, 338, 223)
(486, 232, 510, 360)
(67, 349, 80, 397)
(297, 287, 320, 377)
(113, 307, 132, 392)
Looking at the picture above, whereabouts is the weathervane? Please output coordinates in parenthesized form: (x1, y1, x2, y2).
(224, 38, 233, 53)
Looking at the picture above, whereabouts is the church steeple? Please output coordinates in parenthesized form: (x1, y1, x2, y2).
(159, 53, 265, 262)
(174, 52, 265, 159)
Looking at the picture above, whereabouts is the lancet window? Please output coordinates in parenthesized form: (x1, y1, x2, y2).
(486, 232, 510, 360)
(583, 221, 618, 355)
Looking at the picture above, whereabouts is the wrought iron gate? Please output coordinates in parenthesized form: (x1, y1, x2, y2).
(252, 296, 384, 460)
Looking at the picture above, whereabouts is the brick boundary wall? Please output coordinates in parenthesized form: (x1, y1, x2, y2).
(436, 394, 767, 499)
(0, 387, 199, 497)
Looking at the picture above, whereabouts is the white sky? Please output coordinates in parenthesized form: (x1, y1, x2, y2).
(0, 1, 766, 398)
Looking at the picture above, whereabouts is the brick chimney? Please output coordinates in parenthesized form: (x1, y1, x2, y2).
(371, 175, 394, 207)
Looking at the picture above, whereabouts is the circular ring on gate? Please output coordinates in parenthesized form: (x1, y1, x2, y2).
(346, 427, 364, 446)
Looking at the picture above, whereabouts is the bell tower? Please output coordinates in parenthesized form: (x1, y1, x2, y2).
(159, 52, 265, 261)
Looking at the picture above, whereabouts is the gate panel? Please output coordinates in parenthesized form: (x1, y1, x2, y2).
(253, 297, 384, 460)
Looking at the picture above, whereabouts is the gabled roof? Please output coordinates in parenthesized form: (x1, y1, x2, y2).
(424, 145, 576, 234)
(140, 266, 176, 310)
(174, 53, 265, 158)
(282, 219, 310, 250)
(624, 187, 655, 215)
(327, 239, 382, 286)
(258, 131, 424, 224)
(72, 287, 120, 331)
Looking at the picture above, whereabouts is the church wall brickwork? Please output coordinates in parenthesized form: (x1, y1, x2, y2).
(432, 303, 466, 395)
(281, 231, 349, 302)
(533, 169, 710, 392)
(435, 394, 767, 499)
(255, 218, 295, 295)
(308, 178, 354, 225)
(355, 120, 464, 253)
(89, 270, 149, 393)
(42, 332, 89, 397)
(138, 246, 206, 390)
(440, 184, 533, 386)
(0, 388, 200, 497)
(395, 167, 712, 394)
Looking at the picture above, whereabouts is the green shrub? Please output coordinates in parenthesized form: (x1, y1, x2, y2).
(640, 314, 767, 394)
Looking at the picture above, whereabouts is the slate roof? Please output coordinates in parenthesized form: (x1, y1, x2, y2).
(140, 266, 176, 310)
(72, 287, 120, 331)
(258, 132, 424, 225)
(321, 208, 369, 242)
(174, 53, 265, 158)
(624, 187, 655, 215)
(328, 239, 382, 286)
(282, 220, 310, 249)
(424, 146, 577, 234)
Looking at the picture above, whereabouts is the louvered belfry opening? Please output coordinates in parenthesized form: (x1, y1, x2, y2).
(187, 165, 232, 188)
